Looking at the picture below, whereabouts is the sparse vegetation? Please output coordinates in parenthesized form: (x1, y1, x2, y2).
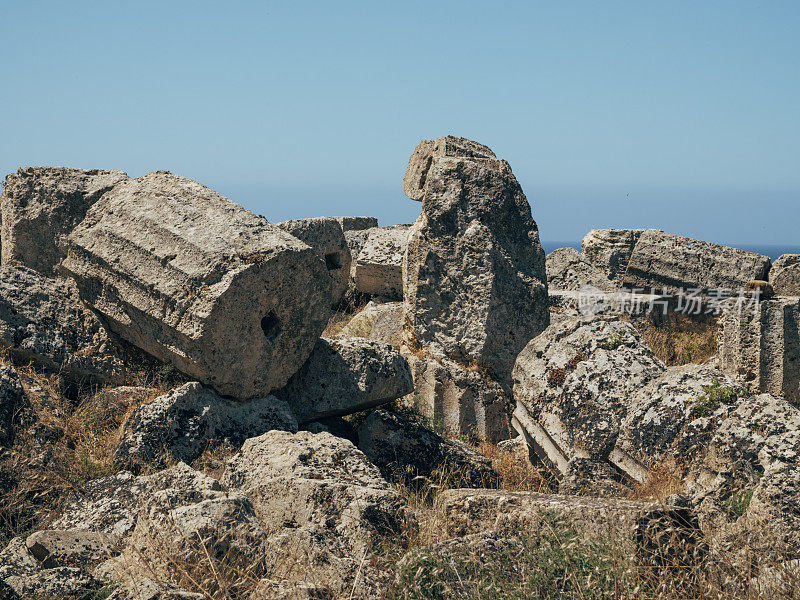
(629, 313, 717, 366)
(691, 378, 738, 419)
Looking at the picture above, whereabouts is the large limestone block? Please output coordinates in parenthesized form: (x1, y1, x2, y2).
(276, 217, 351, 305)
(622, 230, 771, 294)
(222, 431, 415, 597)
(687, 393, 800, 543)
(405, 353, 512, 443)
(334, 300, 404, 347)
(0, 167, 129, 276)
(354, 224, 410, 299)
(276, 337, 413, 422)
(0, 266, 129, 383)
(581, 228, 655, 282)
(403, 136, 496, 201)
(438, 489, 700, 565)
(717, 297, 800, 404)
(545, 247, 616, 292)
(612, 365, 743, 482)
(512, 316, 665, 476)
(60, 171, 332, 399)
(403, 136, 549, 382)
(113, 382, 298, 468)
(334, 216, 378, 232)
(771, 254, 800, 296)
(357, 409, 497, 488)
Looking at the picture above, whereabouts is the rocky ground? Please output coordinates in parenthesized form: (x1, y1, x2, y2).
(0, 139, 798, 599)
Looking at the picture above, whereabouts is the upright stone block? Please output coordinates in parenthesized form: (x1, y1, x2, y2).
(60, 171, 332, 399)
(717, 297, 800, 404)
(1, 167, 128, 275)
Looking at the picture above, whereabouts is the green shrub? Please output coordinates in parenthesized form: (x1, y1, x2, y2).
(691, 379, 738, 418)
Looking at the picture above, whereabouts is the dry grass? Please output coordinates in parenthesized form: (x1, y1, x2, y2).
(629, 312, 718, 366)
(628, 457, 686, 503)
(478, 441, 557, 493)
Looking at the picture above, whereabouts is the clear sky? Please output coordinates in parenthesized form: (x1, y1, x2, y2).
(1, 1, 798, 246)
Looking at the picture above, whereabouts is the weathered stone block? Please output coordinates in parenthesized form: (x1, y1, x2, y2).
(354, 225, 409, 299)
(622, 230, 771, 295)
(403, 136, 549, 383)
(0, 167, 128, 276)
(771, 254, 800, 297)
(276, 217, 351, 305)
(717, 297, 800, 404)
(581, 228, 655, 282)
(0, 266, 129, 383)
(276, 337, 413, 422)
(60, 171, 332, 399)
(545, 247, 615, 292)
(334, 216, 378, 232)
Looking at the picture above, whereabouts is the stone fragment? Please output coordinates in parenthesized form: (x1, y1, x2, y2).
(357, 409, 497, 487)
(0, 167, 128, 275)
(404, 353, 512, 443)
(439, 488, 700, 564)
(276, 337, 412, 423)
(613, 365, 743, 481)
(0, 266, 129, 383)
(276, 217, 351, 305)
(687, 393, 800, 546)
(403, 136, 496, 201)
(25, 530, 115, 570)
(581, 228, 655, 282)
(60, 171, 332, 398)
(250, 580, 334, 600)
(222, 431, 415, 597)
(770, 254, 800, 297)
(622, 230, 771, 295)
(0, 366, 25, 447)
(113, 382, 297, 469)
(52, 463, 223, 540)
(717, 297, 800, 404)
(334, 300, 403, 347)
(4, 567, 102, 600)
(512, 315, 665, 477)
(403, 136, 549, 383)
(354, 225, 410, 299)
(334, 216, 378, 232)
(545, 247, 616, 292)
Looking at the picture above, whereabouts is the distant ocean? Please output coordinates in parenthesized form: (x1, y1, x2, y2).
(542, 241, 800, 261)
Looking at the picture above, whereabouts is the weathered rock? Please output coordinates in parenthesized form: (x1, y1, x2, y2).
(717, 297, 800, 404)
(4, 567, 102, 600)
(113, 382, 297, 469)
(334, 216, 378, 232)
(403, 136, 549, 383)
(25, 529, 115, 570)
(60, 171, 332, 399)
(404, 353, 512, 443)
(581, 228, 655, 282)
(334, 300, 403, 347)
(439, 488, 701, 564)
(512, 315, 665, 477)
(354, 225, 409, 299)
(0, 366, 25, 447)
(545, 247, 616, 292)
(276, 337, 412, 423)
(613, 365, 743, 482)
(622, 230, 771, 295)
(687, 394, 800, 536)
(557, 457, 628, 497)
(223, 431, 415, 597)
(0, 167, 128, 276)
(357, 409, 497, 487)
(403, 136, 496, 201)
(0, 266, 129, 383)
(770, 254, 800, 296)
(52, 463, 224, 540)
(0, 537, 38, 581)
(277, 217, 351, 305)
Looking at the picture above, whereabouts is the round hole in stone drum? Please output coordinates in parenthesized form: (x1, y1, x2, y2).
(261, 312, 281, 341)
(324, 252, 342, 271)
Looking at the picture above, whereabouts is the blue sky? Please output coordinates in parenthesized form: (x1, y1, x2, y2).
(1, 1, 798, 246)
